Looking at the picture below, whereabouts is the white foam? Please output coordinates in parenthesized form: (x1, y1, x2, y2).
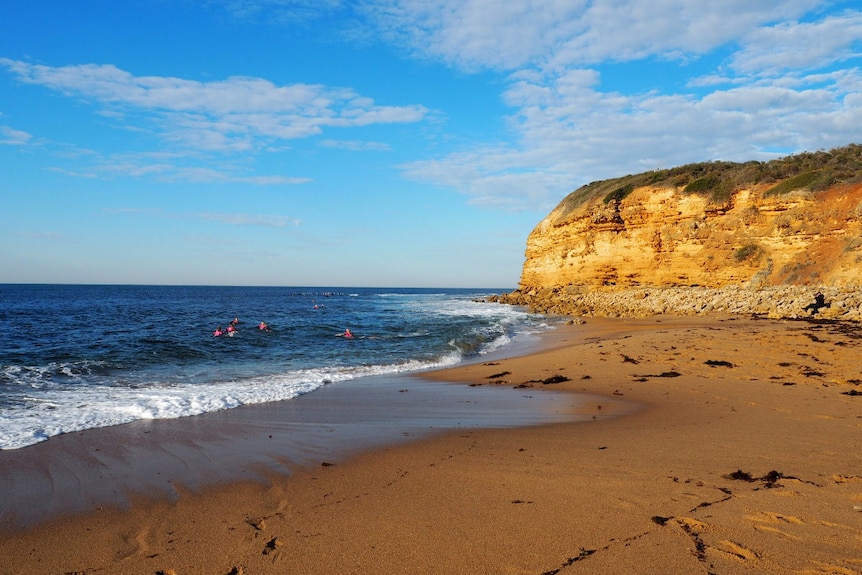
(0, 352, 466, 450)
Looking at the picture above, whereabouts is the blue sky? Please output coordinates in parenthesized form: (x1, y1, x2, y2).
(2, 1, 861, 288)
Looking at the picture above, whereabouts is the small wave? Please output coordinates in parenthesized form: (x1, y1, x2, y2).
(0, 360, 112, 388)
(0, 350, 466, 450)
(478, 333, 513, 355)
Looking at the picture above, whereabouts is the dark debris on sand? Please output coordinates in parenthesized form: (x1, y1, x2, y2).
(725, 469, 798, 488)
(517, 374, 571, 388)
(541, 548, 598, 575)
(634, 371, 682, 379)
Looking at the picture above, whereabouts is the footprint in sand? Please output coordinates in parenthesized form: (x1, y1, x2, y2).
(263, 535, 284, 555)
(717, 539, 760, 561)
(831, 474, 862, 484)
(745, 511, 804, 540)
(115, 526, 151, 561)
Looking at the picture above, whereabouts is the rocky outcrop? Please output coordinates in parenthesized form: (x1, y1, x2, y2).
(498, 145, 862, 320)
(493, 285, 862, 321)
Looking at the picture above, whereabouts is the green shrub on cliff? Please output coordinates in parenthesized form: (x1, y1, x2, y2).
(764, 170, 834, 196)
(603, 184, 634, 204)
(558, 173, 654, 217)
(553, 143, 862, 221)
(683, 174, 735, 203)
(733, 243, 762, 263)
(684, 175, 721, 193)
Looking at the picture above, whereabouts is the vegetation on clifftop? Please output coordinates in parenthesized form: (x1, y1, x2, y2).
(558, 143, 862, 219)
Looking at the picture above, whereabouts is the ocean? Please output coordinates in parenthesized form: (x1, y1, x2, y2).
(0, 284, 562, 451)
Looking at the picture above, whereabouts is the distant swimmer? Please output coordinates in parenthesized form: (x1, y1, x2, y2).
(258, 321, 270, 331)
(226, 324, 237, 335)
(343, 328, 353, 338)
(213, 326, 224, 337)
(230, 317, 239, 326)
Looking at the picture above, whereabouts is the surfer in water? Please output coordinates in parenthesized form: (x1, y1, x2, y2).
(343, 328, 353, 338)
(258, 321, 270, 331)
(213, 326, 224, 337)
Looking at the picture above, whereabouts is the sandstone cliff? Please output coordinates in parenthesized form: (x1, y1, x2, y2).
(497, 145, 862, 320)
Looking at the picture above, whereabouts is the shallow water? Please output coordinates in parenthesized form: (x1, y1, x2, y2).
(0, 370, 591, 530)
(0, 285, 563, 449)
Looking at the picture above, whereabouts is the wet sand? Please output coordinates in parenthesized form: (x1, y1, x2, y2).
(1, 315, 861, 575)
(0, 373, 586, 532)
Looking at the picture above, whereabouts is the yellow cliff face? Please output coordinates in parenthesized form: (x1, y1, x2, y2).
(520, 182, 862, 291)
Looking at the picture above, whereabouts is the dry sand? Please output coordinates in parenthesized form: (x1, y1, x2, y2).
(1, 315, 860, 575)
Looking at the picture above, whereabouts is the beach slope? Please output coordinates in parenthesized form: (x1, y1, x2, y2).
(1, 316, 860, 575)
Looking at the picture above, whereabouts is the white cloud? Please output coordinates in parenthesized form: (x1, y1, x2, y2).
(106, 207, 301, 227)
(0, 124, 32, 145)
(545, 0, 819, 69)
(0, 59, 428, 152)
(731, 11, 862, 75)
(361, 0, 587, 70)
(406, 61, 862, 211)
(46, 149, 312, 184)
(319, 139, 391, 151)
(401, 145, 574, 210)
(164, 166, 311, 185)
(360, 0, 820, 71)
(373, 2, 862, 211)
(198, 212, 301, 227)
(216, 0, 345, 22)
(46, 166, 99, 179)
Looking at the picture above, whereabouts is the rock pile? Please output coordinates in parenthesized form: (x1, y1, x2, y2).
(491, 285, 862, 322)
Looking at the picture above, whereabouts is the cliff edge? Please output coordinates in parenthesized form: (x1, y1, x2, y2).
(496, 144, 862, 320)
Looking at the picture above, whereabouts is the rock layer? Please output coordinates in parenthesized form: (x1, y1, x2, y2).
(522, 183, 862, 290)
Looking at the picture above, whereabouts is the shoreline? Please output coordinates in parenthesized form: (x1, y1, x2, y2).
(0, 366, 592, 533)
(2, 315, 861, 574)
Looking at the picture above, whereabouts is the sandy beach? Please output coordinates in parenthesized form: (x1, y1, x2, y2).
(1, 315, 860, 575)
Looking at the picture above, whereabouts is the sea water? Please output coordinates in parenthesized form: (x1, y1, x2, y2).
(0, 284, 561, 450)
